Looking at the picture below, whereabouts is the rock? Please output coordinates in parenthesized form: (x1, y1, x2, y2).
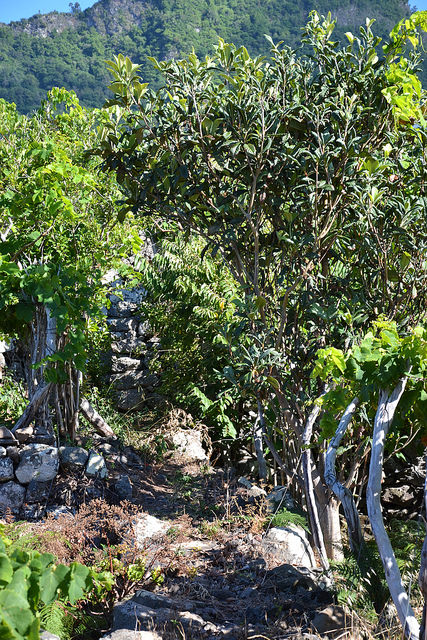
(0, 457, 14, 482)
(6, 446, 20, 464)
(261, 526, 315, 568)
(114, 475, 133, 500)
(266, 486, 295, 511)
(59, 446, 89, 471)
(46, 505, 74, 518)
(111, 338, 147, 355)
(85, 452, 108, 478)
(383, 484, 416, 507)
(25, 479, 52, 503)
(134, 514, 169, 548)
(110, 371, 159, 391)
(114, 388, 146, 412)
(102, 632, 161, 640)
(310, 605, 349, 637)
(14, 425, 34, 444)
(0, 447, 6, 458)
(15, 445, 59, 484)
(133, 590, 176, 610)
(112, 601, 172, 632)
(137, 321, 152, 338)
(170, 429, 207, 462)
(40, 631, 61, 640)
(109, 287, 147, 308)
(268, 564, 317, 592)
(107, 318, 140, 334)
(111, 357, 146, 373)
(97, 442, 117, 455)
(0, 426, 18, 446)
(238, 476, 266, 497)
(26, 427, 56, 446)
(0, 481, 26, 514)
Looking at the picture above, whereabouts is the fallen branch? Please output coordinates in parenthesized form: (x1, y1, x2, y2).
(80, 398, 115, 438)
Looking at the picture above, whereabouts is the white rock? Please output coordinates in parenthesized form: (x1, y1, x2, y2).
(0, 447, 7, 458)
(134, 514, 169, 548)
(170, 429, 207, 461)
(85, 452, 108, 478)
(15, 444, 59, 484)
(262, 525, 316, 568)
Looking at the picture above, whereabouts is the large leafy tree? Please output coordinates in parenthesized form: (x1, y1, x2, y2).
(0, 89, 137, 438)
(96, 12, 427, 563)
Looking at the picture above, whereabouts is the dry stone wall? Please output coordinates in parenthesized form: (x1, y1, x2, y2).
(0, 237, 161, 516)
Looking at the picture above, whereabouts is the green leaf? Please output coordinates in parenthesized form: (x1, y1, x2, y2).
(0, 555, 13, 586)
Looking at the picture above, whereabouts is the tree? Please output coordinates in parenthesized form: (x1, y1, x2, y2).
(96, 12, 427, 562)
(314, 322, 427, 639)
(0, 89, 136, 439)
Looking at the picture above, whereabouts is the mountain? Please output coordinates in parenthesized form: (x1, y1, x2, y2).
(0, 0, 419, 114)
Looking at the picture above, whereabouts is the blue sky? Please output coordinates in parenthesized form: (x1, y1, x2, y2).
(0, 0, 426, 24)
(0, 1, 96, 24)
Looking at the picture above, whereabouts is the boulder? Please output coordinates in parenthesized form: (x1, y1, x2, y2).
(261, 526, 315, 569)
(110, 371, 159, 391)
(85, 452, 108, 478)
(15, 444, 59, 484)
(111, 357, 146, 374)
(25, 479, 52, 503)
(6, 446, 20, 464)
(135, 514, 169, 548)
(311, 605, 349, 637)
(107, 318, 140, 334)
(14, 425, 34, 444)
(0, 457, 14, 482)
(59, 446, 89, 471)
(0, 426, 18, 446)
(238, 476, 266, 498)
(114, 389, 146, 412)
(111, 338, 147, 355)
(114, 475, 133, 500)
(40, 631, 61, 640)
(0, 481, 26, 514)
(170, 429, 207, 462)
(102, 632, 161, 640)
(266, 486, 295, 511)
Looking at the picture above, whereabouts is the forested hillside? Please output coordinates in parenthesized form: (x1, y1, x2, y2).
(0, 0, 418, 113)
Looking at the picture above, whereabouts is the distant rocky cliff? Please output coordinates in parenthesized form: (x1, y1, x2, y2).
(0, 0, 419, 114)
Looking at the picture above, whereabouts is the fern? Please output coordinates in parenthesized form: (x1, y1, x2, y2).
(39, 601, 74, 640)
(270, 507, 309, 532)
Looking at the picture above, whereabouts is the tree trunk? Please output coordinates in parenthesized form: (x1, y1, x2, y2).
(302, 402, 329, 570)
(324, 397, 365, 556)
(254, 396, 267, 481)
(367, 378, 420, 640)
(419, 452, 427, 640)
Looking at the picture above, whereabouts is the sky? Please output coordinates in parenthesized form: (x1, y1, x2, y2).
(0, 1, 96, 24)
(0, 0, 426, 24)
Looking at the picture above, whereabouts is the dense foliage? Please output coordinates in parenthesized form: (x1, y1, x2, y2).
(0, 0, 419, 114)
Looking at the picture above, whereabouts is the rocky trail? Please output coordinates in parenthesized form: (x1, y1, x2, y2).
(6, 428, 357, 640)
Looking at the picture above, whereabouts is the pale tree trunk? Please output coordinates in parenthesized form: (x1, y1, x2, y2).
(367, 377, 420, 640)
(324, 397, 365, 556)
(302, 402, 330, 570)
(418, 452, 427, 640)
